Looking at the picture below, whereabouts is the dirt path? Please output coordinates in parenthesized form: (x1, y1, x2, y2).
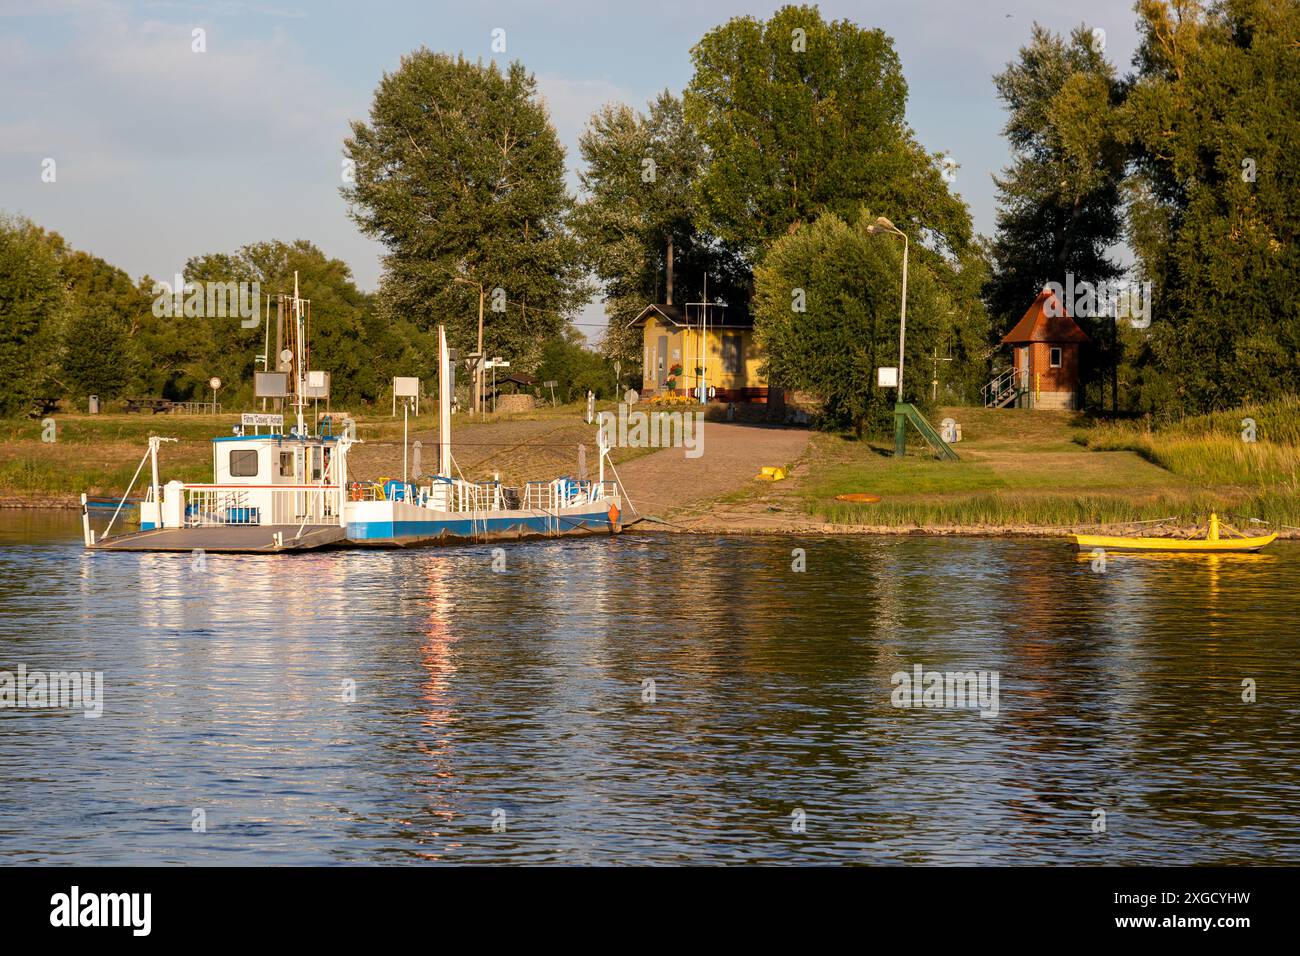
(613, 422, 810, 520)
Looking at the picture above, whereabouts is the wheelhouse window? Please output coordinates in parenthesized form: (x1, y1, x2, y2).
(229, 449, 259, 477)
(1050, 347, 1063, 368)
(279, 451, 295, 478)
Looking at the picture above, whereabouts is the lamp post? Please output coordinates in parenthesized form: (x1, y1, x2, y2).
(452, 276, 485, 416)
(866, 216, 909, 404)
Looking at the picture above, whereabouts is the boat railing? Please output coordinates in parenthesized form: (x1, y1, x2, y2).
(522, 478, 618, 512)
(182, 484, 339, 527)
(348, 482, 386, 502)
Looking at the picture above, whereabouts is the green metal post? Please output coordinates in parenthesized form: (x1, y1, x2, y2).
(893, 403, 907, 458)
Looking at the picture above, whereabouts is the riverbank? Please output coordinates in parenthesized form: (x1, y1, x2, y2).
(4, 401, 1298, 540)
(629, 402, 1300, 537)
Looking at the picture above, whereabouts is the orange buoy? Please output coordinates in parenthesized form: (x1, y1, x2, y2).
(834, 493, 881, 503)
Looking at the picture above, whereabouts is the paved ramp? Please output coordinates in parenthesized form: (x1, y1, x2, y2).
(614, 422, 810, 519)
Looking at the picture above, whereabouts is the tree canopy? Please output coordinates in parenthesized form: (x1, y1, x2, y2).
(1121, 0, 1300, 414)
(343, 50, 588, 368)
(754, 209, 977, 435)
(983, 24, 1126, 334)
(573, 91, 747, 373)
(684, 4, 972, 264)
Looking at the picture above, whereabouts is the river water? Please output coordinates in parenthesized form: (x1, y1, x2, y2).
(1, 510, 1297, 865)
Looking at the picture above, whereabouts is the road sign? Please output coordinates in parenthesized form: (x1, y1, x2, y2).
(254, 372, 289, 398)
(393, 376, 420, 417)
(304, 370, 330, 398)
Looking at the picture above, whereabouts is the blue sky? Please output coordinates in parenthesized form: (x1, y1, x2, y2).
(1, 0, 1142, 336)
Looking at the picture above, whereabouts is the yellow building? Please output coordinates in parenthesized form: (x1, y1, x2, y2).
(629, 304, 769, 402)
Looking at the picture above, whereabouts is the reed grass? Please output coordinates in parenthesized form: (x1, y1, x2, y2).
(812, 488, 1300, 529)
(1082, 396, 1300, 487)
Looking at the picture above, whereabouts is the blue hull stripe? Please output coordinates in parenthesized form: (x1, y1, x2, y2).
(346, 511, 612, 542)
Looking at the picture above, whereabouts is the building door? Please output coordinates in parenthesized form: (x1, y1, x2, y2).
(657, 334, 668, 387)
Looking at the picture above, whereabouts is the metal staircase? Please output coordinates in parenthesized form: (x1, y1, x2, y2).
(982, 368, 1025, 408)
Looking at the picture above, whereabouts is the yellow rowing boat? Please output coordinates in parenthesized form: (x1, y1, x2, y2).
(1071, 513, 1277, 553)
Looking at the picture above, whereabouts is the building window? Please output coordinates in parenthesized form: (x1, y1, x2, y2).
(1050, 347, 1062, 368)
(722, 334, 742, 375)
(229, 449, 259, 477)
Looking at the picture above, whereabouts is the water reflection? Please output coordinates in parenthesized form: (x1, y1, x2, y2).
(0, 511, 1297, 865)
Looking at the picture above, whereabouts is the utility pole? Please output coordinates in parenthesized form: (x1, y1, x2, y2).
(931, 345, 953, 400)
(452, 276, 486, 415)
(867, 216, 909, 403)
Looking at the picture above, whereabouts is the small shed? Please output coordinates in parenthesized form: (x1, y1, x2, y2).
(494, 372, 535, 395)
(998, 288, 1090, 410)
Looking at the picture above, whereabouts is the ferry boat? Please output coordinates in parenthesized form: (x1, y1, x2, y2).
(82, 287, 622, 553)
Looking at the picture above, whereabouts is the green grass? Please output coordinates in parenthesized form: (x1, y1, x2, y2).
(792, 402, 1300, 529)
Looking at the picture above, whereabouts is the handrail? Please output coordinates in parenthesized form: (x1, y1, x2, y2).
(982, 368, 1026, 407)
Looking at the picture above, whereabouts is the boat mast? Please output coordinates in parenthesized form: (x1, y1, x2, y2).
(293, 271, 306, 437)
(438, 325, 452, 476)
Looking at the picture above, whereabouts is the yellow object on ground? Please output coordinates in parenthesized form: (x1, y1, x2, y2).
(835, 493, 881, 503)
(756, 466, 786, 481)
(1071, 512, 1276, 553)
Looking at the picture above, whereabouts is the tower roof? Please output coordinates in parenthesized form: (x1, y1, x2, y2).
(1001, 289, 1091, 345)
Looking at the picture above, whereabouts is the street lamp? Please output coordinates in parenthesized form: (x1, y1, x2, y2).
(866, 216, 909, 404)
(451, 276, 485, 416)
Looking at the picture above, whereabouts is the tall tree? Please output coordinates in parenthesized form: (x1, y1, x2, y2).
(1121, 0, 1300, 414)
(0, 215, 67, 416)
(573, 91, 746, 373)
(342, 50, 588, 370)
(754, 208, 967, 435)
(684, 4, 972, 264)
(984, 24, 1126, 337)
(60, 250, 143, 402)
